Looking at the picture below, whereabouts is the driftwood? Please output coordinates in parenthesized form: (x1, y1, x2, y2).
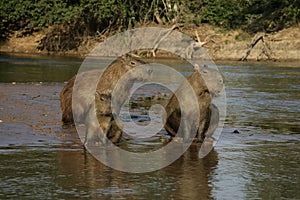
(151, 24, 181, 57)
(133, 24, 182, 58)
(194, 30, 215, 47)
(134, 26, 217, 59)
(185, 30, 215, 60)
(240, 33, 273, 61)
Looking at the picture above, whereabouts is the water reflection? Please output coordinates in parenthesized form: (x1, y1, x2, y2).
(1, 139, 299, 199)
(0, 53, 82, 82)
(55, 145, 218, 199)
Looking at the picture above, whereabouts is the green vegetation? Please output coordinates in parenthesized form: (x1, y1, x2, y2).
(1, 0, 299, 51)
(200, 0, 300, 31)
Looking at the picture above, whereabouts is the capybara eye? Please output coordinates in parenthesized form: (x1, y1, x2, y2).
(130, 61, 136, 66)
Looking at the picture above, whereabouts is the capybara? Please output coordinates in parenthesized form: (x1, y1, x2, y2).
(164, 64, 212, 142)
(60, 54, 152, 145)
(196, 64, 224, 97)
(60, 69, 104, 124)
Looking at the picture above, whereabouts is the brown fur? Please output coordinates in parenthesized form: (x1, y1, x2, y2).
(164, 66, 212, 142)
(60, 75, 75, 124)
(60, 54, 151, 145)
(197, 64, 224, 97)
(60, 70, 104, 124)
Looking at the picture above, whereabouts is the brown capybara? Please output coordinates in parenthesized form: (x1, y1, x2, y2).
(60, 54, 152, 145)
(196, 64, 224, 97)
(60, 69, 104, 125)
(164, 64, 213, 143)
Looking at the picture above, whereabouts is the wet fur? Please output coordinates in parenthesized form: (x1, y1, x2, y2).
(60, 54, 149, 145)
(164, 66, 213, 142)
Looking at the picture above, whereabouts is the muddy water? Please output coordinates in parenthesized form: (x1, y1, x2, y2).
(0, 54, 299, 199)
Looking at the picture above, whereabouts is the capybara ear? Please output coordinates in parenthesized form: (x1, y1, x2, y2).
(120, 53, 138, 68)
(120, 54, 131, 65)
(122, 53, 133, 60)
(120, 56, 125, 64)
(193, 64, 200, 72)
(120, 54, 128, 64)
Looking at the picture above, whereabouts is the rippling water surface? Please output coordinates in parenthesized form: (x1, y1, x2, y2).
(0, 54, 299, 199)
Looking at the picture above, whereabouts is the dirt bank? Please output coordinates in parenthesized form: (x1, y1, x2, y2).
(182, 25, 300, 61)
(1, 25, 300, 61)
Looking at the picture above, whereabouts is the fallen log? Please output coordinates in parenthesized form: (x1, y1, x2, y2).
(240, 33, 265, 61)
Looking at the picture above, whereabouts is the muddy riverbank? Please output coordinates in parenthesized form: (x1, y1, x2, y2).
(1, 25, 300, 61)
(0, 82, 80, 147)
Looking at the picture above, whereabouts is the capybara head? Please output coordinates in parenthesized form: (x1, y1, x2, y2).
(95, 92, 112, 116)
(95, 54, 153, 117)
(96, 54, 152, 94)
(119, 54, 153, 82)
(120, 54, 147, 70)
(195, 64, 224, 97)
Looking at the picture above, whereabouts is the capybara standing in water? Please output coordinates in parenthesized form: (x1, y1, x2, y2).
(164, 64, 213, 143)
(60, 54, 152, 145)
(60, 69, 104, 125)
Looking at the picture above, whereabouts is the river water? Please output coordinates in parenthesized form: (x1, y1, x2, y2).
(0, 53, 299, 199)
